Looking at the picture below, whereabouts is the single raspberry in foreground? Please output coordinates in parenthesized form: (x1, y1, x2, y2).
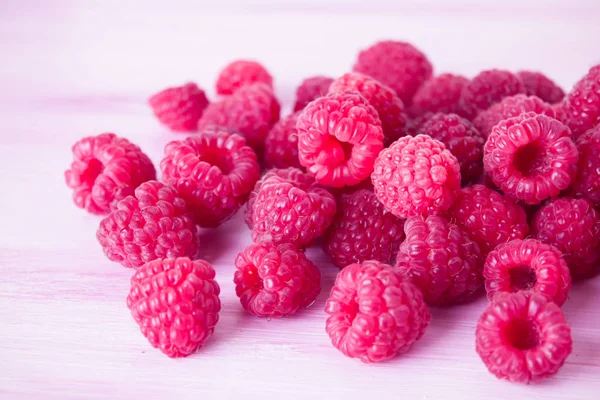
(148, 82, 209, 132)
(264, 111, 303, 169)
(294, 75, 334, 112)
(410, 73, 469, 116)
(568, 124, 600, 208)
(215, 60, 273, 95)
(517, 71, 565, 104)
(561, 64, 600, 137)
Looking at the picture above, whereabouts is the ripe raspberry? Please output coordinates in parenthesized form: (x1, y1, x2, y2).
(395, 215, 483, 306)
(561, 64, 600, 137)
(483, 239, 571, 306)
(569, 125, 600, 207)
(517, 71, 565, 104)
(459, 69, 526, 120)
(296, 91, 384, 187)
(329, 72, 407, 145)
(293, 75, 334, 112)
(449, 185, 528, 256)
(410, 73, 469, 116)
(353, 40, 433, 105)
(419, 113, 485, 184)
(324, 260, 430, 363)
(233, 242, 321, 318)
(148, 83, 209, 132)
(371, 135, 461, 218)
(197, 83, 280, 152)
(161, 128, 260, 228)
(532, 197, 600, 279)
(65, 133, 156, 215)
(215, 60, 273, 95)
(97, 181, 198, 268)
(264, 112, 302, 169)
(483, 113, 578, 204)
(127, 257, 220, 358)
(324, 189, 405, 269)
(476, 292, 572, 383)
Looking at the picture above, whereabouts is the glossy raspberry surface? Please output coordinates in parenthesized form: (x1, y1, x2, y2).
(517, 71, 565, 104)
(293, 75, 334, 112)
(264, 111, 302, 169)
(561, 64, 600, 137)
(215, 60, 273, 95)
(410, 73, 469, 116)
(148, 82, 209, 131)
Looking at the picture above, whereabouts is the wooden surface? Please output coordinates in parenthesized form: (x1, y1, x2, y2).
(1, 1, 600, 399)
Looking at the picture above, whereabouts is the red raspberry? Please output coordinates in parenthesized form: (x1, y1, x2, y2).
(476, 292, 572, 383)
(97, 181, 198, 268)
(395, 215, 483, 306)
(561, 64, 600, 137)
(410, 73, 469, 116)
(324, 260, 430, 363)
(449, 185, 528, 256)
(296, 91, 384, 187)
(532, 197, 600, 279)
(569, 125, 600, 207)
(419, 113, 485, 184)
(517, 71, 565, 104)
(483, 113, 578, 204)
(215, 60, 273, 95)
(148, 83, 209, 132)
(233, 242, 321, 318)
(353, 40, 433, 105)
(459, 69, 526, 120)
(197, 83, 280, 152)
(324, 189, 405, 269)
(264, 111, 302, 169)
(371, 135, 461, 218)
(127, 257, 220, 358)
(329, 72, 407, 145)
(483, 239, 571, 306)
(293, 75, 334, 112)
(65, 133, 156, 215)
(160, 128, 260, 228)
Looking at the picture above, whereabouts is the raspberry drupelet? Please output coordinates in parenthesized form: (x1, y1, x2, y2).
(410, 73, 469, 116)
(568, 124, 600, 208)
(215, 60, 273, 95)
(148, 82, 209, 132)
(160, 128, 260, 228)
(296, 91, 384, 187)
(561, 64, 600, 137)
(476, 292, 572, 383)
(264, 111, 303, 169)
(65, 133, 156, 215)
(97, 181, 198, 268)
(517, 71, 565, 104)
(293, 75, 334, 112)
(324, 260, 431, 363)
(233, 242, 321, 318)
(127, 257, 221, 358)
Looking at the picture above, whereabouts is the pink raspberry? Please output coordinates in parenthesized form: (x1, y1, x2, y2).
(483, 113, 578, 204)
(234, 242, 321, 318)
(324, 189, 405, 269)
(215, 60, 273, 95)
(483, 239, 572, 307)
(324, 260, 430, 363)
(561, 64, 600, 137)
(532, 197, 600, 279)
(395, 215, 483, 306)
(65, 133, 156, 215)
(353, 40, 433, 105)
(293, 75, 334, 112)
(97, 181, 198, 268)
(517, 71, 565, 104)
(476, 292, 572, 383)
(371, 135, 461, 218)
(296, 91, 384, 187)
(569, 125, 600, 207)
(264, 111, 302, 169)
(160, 128, 260, 228)
(127, 257, 220, 358)
(148, 82, 209, 132)
(329, 72, 407, 145)
(410, 73, 469, 116)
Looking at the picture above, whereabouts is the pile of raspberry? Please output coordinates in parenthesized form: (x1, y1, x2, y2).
(64, 42, 600, 384)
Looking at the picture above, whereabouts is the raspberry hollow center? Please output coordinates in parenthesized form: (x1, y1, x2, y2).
(82, 158, 104, 184)
(198, 150, 233, 174)
(503, 319, 540, 350)
(513, 141, 547, 177)
(508, 265, 537, 291)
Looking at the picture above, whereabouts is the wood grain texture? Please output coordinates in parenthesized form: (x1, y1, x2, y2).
(1, 1, 600, 399)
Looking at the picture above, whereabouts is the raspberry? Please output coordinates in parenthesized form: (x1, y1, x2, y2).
(148, 83, 209, 132)
(483, 239, 571, 306)
(353, 40, 433, 105)
(371, 135, 461, 218)
(97, 181, 198, 268)
(264, 111, 302, 169)
(569, 125, 600, 207)
(532, 197, 600, 279)
(419, 113, 485, 184)
(65, 133, 156, 215)
(233, 242, 321, 318)
(483, 113, 578, 204)
(160, 128, 260, 228)
(296, 91, 384, 187)
(293, 75, 334, 112)
(395, 215, 483, 305)
(449, 185, 528, 256)
(329, 72, 407, 145)
(197, 83, 280, 152)
(127, 257, 220, 358)
(324, 260, 430, 363)
(476, 292, 572, 383)
(517, 71, 565, 104)
(459, 69, 526, 120)
(410, 73, 469, 116)
(215, 60, 273, 95)
(324, 189, 405, 269)
(561, 64, 600, 137)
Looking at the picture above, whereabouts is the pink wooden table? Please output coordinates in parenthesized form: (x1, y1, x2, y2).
(1, 1, 600, 399)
